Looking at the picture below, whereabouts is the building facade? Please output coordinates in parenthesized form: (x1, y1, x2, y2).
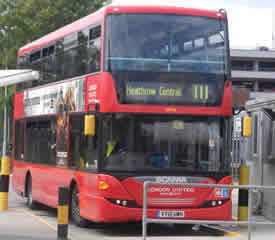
(231, 48, 275, 106)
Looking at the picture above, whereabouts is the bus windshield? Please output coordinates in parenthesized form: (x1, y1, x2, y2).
(104, 13, 227, 74)
(102, 115, 229, 173)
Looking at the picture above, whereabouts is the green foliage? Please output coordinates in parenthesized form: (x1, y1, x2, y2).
(0, 0, 104, 113)
(0, 0, 104, 69)
(0, 86, 14, 117)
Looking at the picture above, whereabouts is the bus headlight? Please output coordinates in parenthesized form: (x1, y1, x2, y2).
(107, 198, 139, 208)
(200, 199, 229, 208)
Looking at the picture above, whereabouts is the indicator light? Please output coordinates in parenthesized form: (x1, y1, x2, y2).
(98, 181, 110, 190)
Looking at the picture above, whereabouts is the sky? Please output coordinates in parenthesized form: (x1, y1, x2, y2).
(111, 0, 275, 49)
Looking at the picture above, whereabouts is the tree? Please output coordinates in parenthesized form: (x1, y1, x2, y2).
(0, 0, 105, 69)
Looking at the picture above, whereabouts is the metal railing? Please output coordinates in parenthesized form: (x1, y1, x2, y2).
(142, 181, 275, 240)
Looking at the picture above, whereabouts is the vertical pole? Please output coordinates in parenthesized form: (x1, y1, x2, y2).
(248, 188, 252, 240)
(0, 87, 10, 211)
(0, 156, 10, 211)
(7, 114, 10, 155)
(142, 182, 148, 240)
(238, 166, 249, 221)
(57, 185, 69, 240)
(2, 86, 7, 157)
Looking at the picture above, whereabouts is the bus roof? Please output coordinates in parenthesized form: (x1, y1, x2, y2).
(18, 5, 225, 57)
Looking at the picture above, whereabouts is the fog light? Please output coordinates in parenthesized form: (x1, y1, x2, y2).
(116, 200, 120, 205)
(218, 201, 222, 205)
(122, 200, 127, 206)
(212, 201, 216, 206)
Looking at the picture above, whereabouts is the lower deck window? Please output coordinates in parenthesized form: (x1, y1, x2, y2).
(69, 114, 98, 170)
(25, 117, 56, 165)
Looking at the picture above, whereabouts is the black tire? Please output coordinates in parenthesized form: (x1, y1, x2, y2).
(26, 177, 37, 209)
(71, 185, 89, 227)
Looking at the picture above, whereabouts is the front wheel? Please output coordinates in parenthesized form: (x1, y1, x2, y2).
(71, 185, 89, 227)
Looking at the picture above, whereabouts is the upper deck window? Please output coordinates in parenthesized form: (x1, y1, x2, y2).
(17, 23, 102, 92)
(30, 51, 41, 63)
(104, 13, 228, 74)
(90, 25, 101, 40)
(42, 45, 55, 57)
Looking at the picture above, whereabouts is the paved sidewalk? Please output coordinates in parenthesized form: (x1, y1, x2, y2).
(0, 209, 57, 240)
(0, 183, 57, 240)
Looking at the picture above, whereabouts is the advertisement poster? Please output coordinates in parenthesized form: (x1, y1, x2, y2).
(24, 78, 85, 166)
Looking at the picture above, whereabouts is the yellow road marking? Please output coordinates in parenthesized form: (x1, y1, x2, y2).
(22, 209, 73, 239)
(204, 223, 245, 238)
(23, 209, 57, 231)
(224, 231, 245, 238)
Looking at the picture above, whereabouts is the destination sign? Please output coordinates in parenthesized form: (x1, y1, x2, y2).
(127, 85, 183, 97)
(124, 81, 216, 105)
(112, 71, 224, 106)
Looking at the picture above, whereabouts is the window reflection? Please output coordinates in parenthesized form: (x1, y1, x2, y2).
(17, 24, 102, 92)
(103, 115, 225, 172)
(105, 14, 227, 73)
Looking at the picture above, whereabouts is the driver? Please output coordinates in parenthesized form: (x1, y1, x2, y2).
(105, 121, 123, 158)
(106, 138, 119, 158)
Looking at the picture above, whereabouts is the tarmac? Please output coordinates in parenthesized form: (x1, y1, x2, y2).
(0, 182, 57, 240)
(0, 179, 275, 240)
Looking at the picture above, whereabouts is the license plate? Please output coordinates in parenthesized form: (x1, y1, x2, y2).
(157, 211, 185, 218)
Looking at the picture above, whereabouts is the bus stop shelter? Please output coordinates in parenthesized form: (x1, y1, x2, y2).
(0, 70, 39, 158)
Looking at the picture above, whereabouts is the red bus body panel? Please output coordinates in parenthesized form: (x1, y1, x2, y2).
(81, 174, 232, 222)
(13, 160, 232, 222)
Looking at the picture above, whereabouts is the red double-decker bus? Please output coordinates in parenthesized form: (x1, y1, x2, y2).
(12, 5, 232, 226)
